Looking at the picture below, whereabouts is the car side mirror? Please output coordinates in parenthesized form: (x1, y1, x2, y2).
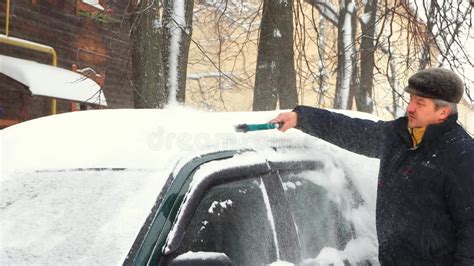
(169, 252, 233, 266)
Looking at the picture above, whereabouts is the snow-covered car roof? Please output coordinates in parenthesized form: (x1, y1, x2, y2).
(0, 107, 381, 264)
(1, 108, 305, 174)
(1, 107, 379, 174)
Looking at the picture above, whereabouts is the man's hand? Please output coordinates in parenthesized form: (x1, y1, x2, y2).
(270, 111, 298, 132)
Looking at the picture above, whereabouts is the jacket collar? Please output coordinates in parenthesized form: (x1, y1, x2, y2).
(395, 113, 458, 148)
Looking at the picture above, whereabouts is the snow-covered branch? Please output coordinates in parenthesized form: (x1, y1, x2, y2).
(187, 72, 235, 80)
(305, 0, 339, 25)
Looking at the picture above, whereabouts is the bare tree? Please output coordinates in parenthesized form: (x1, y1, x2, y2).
(143, 0, 471, 116)
(130, 0, 165, 108)
(253, 0, 298, 111)
(185, 1, 261, 110)
(130, 0, 194, 108)
(415, 0, 473, 104)
(334, 0, 358, 109)
(357, 0, 377, 112)
(306, 0, 361, 110)
(304, 0, 472, 115)
(162, 0, 194, 105)
(380, 0, 473, 107)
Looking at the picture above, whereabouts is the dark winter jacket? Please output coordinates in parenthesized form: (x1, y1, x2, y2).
(293, 106, 474, 266)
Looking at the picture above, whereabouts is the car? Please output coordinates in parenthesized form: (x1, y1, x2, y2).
(0, 108, 380, 265)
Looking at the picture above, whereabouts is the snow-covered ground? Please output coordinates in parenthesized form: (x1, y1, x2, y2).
(0, 107, 381, 265)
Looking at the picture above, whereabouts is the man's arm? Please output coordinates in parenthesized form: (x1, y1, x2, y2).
(273, 106, 388, 158)
(446, 141, 474, 265)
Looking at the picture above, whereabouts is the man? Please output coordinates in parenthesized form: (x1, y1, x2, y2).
(272, 68, 474, 265)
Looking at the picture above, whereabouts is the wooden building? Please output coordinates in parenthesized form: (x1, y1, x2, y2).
(0, 0, 134, 128)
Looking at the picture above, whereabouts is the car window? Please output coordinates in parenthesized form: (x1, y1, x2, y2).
(280, 171, 353, 261)
(174, 177, 278, 266)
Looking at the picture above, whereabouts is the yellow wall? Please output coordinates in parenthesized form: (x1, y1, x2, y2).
(186, 2, 473, 135)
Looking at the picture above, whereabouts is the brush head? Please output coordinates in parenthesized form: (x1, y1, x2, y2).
(235, 122, 282, 133)
(235, 124, 250, 133)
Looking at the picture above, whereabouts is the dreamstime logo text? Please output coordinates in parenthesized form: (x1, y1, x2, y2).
(146, 126, 309, 152)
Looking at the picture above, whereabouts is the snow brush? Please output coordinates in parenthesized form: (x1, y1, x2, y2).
(235, 122, 283, 133)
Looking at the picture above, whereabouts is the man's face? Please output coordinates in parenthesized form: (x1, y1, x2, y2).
(406, 94, 450, 128)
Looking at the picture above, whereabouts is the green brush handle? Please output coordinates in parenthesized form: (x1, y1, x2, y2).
(235, 122, 283, 132)
(245, 123, 279, 131)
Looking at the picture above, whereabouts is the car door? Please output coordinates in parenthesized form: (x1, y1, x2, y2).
(154, 151, 300, 266)
(272, 161, 355, 264)
(127, 149, 372, 265)
(266, 148, 373, 265)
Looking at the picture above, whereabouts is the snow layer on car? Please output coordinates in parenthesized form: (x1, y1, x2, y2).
(2, 107, 314, 176)
(1, 107, 380, 175)
(1, 107, 381, 264)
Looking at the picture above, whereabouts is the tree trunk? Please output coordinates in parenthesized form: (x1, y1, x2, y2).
(317, 16, 329, 106)
(162, 0, 194, 105)
(389, 59, 403, 118)
(334, 0, 357, 109)
(357, 0, 377, 113)
(348, 4, 358, 110)
(130, 0, 166, 108)
(419, 0, 436, 70)
(253, 0, 298, 111)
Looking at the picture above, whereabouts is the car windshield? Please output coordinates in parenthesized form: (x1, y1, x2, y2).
(0, 168, 167, 265)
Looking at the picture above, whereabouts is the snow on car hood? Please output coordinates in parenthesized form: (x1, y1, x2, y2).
(0, 169, 166, 265)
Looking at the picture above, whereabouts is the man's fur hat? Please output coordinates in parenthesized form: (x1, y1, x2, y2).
(404, 68, 464, 103)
